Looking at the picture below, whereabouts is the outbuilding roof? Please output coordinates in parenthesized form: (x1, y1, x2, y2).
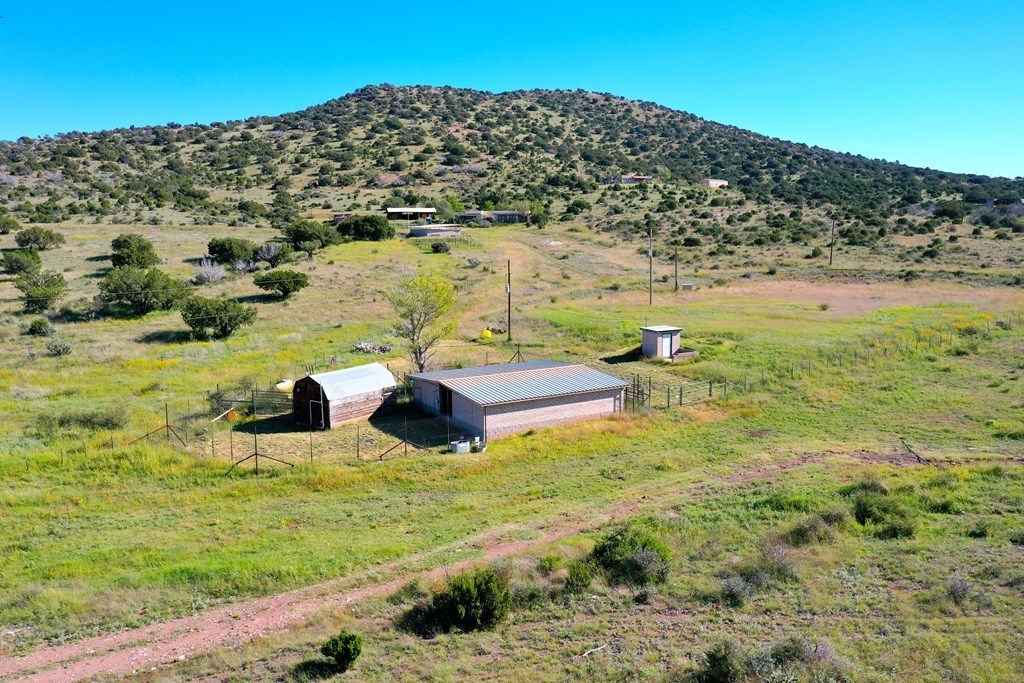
(305, 363, 396, 400)
(409, 361, 628, 406)
(386, 207, 436, 213)
(641, 325, 682, 332)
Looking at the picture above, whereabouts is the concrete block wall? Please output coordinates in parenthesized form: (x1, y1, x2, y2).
(482, 388, 624, 440)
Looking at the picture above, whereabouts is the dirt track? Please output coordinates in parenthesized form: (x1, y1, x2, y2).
(0, 450, 940, 682)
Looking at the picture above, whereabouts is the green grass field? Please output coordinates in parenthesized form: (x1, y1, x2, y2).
(0, 219, 1022, 681)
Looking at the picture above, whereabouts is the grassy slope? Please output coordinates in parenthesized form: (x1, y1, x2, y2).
(0, 218, 1022, 679)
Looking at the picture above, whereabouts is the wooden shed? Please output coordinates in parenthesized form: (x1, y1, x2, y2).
(293, 363, 397, 429)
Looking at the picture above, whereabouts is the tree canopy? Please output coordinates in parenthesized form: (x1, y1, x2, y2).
(384, 274, 457, 372)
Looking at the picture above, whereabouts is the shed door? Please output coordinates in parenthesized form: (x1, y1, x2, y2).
(661, 333, 672, 358)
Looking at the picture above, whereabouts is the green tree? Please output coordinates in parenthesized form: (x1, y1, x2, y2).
(99, 266, 188, 316)
(253, 269, 309, 297)
(384, 274, 457, 372)
(282, 219, 340, 251)
(110, 233, 160, 268)
(15, 226, 66, 250)
(207, 237, 259, 264)
(0, 215, 20, 234)
(2, 249, 42, 275)
(181, 296, 257, 339)
(15, 270, 68, 312)
(337, 214, 395, 241)
(933, 200, 966, 223)
(320, 631, 362, 672)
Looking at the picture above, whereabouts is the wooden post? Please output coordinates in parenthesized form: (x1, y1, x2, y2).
(708, 380, 713, 397)
(254, 428, 259, 475)
(666, 387, 671, 409)
(309, 426, 313, 464)
(165, 403, 170, 444)
(356, 424, 360, 460)
(404, 418, 409, 457)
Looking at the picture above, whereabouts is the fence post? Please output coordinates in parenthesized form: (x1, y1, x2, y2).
(404, 418, 409, 456)
(356, 424, 360, 460)
(708, 380, 713, 397)
(666, 387, 671, 410)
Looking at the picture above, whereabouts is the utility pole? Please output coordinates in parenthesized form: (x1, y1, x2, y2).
(648, 224, 653, 306)
(506, 259, 512, 342)
(674, 243, 679, 291)
(828, 216, 836, 267)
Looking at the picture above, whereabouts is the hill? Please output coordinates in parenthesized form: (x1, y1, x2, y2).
(1, 84, 1022, 234)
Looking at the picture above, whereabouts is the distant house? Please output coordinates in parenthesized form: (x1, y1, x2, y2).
(456, 209, 529, 224)
(386, 207, 437, 221)
(408, 361, 628, 442)
(640, 325, 698, 362)
(621, 174, 654, 184)
(293, 363, 397, 429)
(700, 178, 729, 188)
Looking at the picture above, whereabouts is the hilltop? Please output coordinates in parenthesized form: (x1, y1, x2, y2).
(1, 84, 1022, 234)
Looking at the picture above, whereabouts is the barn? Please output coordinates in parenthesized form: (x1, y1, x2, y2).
(408, 361, 629, 442)
(293, 363, 397, 429)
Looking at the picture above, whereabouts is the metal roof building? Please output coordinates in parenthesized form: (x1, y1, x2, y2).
(409, 361, 628, 442)
(293, 363, 397, 429)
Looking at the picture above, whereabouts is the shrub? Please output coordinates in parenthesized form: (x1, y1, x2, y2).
(193, 258, 226, 285)
(855, 497, 918, 539)
(1007, 529, 1024, 546)
(320, 630, 362, 672)
(719, 575, 751, 607)
(15, 270, 68, 312)
(694, 640, 743, 683)
(255, 241, 290, 267)
(420, 566, 511, 634)
(591, 523, 671, 586)
(338, 214, 395, 241)
(110, 233, 159, 268)
(207, 237, 258, 264)
(537, 555, 563, 575)
(15, 226, 65, 250)
(947, 577, 972, 606)
(563, 560, 594, 596)
(2, 248, 42, 275)
(783, 515, 835, 546)
(0, 215, 20, 234)
(818, 505, 851, 527)
(181, 296, 256, 339)
(99, 267, 189, 315)
(283, 219, 340, 251)
(45, 338, 72, 357)
(430, 240, 451, 254)
(253, 269, 309, 297)
(232, 258, 255, 274)
(27, 318, 54, 336)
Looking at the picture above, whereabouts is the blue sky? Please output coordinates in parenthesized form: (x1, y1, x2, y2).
(1, 1, 1021, 177)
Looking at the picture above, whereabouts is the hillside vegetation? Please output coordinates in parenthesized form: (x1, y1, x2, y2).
(1, 84, 1022, 237)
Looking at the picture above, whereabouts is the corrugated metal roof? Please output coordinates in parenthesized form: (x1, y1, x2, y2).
(306, 363, 396, 400)
(412, 361, 628, 406)
(409, 360, 565, 382)
(386, 207, 436, 213)
(642, 325, 682, 332)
